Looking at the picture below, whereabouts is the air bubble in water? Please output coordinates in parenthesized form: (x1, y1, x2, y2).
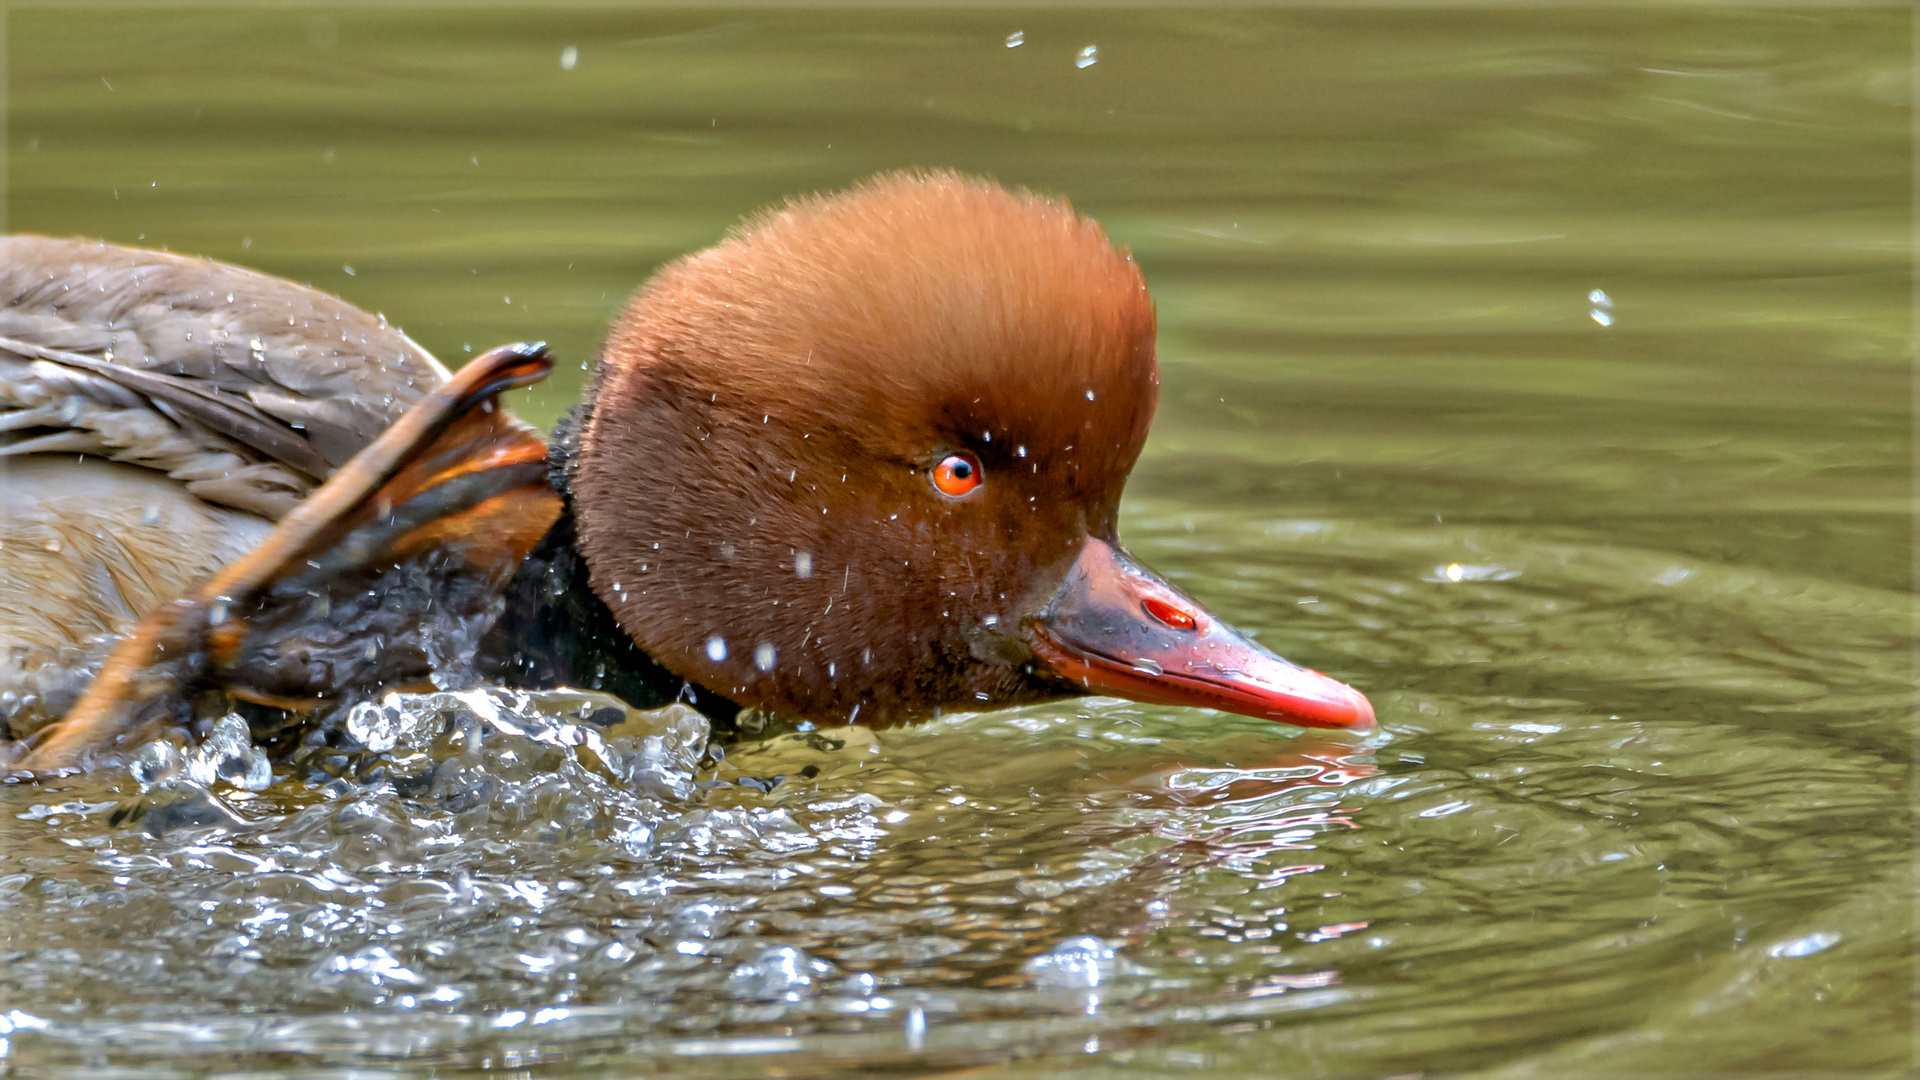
(1024, 935, 1122, 988)
(726, 944, 832, 1000)
(346, 699, 403, 753)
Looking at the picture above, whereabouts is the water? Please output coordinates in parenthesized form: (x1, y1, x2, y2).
(1, 7, 1910, 1076)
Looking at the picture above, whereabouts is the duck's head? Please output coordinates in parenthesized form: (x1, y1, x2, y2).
(572, 171, 1372, 731)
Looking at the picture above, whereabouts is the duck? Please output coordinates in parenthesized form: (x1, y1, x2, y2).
(2, 170, 1373, 772)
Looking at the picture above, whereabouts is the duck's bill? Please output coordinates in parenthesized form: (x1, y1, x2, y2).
(1024, 538, 1375, 731)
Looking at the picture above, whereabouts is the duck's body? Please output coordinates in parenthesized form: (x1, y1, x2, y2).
(3, 173, 1373, 770)
(0, 238, 449, 736)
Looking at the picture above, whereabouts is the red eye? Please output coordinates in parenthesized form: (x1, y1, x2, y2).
(932, 452, 983, 497)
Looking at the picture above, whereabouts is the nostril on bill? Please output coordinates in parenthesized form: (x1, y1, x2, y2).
(1142, 595, 1197, 631)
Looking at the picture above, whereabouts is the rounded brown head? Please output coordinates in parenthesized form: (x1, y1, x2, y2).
(573, 171, 1372, 730)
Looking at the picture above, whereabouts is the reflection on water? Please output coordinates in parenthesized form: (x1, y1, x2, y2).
(1, 6, 1910, 1077)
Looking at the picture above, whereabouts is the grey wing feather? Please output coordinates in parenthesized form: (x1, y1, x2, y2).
(0, 236, 451, 520)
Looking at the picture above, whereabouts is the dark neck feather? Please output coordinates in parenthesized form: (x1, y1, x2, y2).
(477, 407, 740, 725)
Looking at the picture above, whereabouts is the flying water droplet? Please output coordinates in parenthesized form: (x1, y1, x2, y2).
(705, 636, 728, 663)
(754, 643, 777, 673)
(185, 713, 272, 791)
(559, 45, 579, 70)
(794, 551, 813, 578)
(1005, 30, 1024, 48)
(1076, 45, 1099, 68)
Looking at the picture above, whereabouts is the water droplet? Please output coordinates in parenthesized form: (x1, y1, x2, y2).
(1025, 935, 1121, 988)
(1131, 657, 1164, 676)
(342, 265, 355, 276)
(1016, 445, 1027, 458)
(1768, 931, 1840, 958)
(1084, 388, 1096, 400)
(1445, 563, 1464, 582)
(129, 738, 182, 786)
(754, 643, 777, 673)
(1005, 30, 1024, 48)
(982, 614, 1000, 628)
(794, 551, 813, 578)
(1588, 289, 1612, 308)
(140, 504, 162, 526)
(1591, 309, 1614, 326)
(345, 700, 403, 754)
(905, 1004, 927, 1051)
(706, 636, 728, 663)
(1076, 45, 1099, 68)
(559, 45, 579, 70)
(187, 713, 272, 791)
(726, 945, 828, 1000)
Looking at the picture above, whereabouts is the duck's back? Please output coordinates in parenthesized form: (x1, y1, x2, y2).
(0, 237, 451, 736)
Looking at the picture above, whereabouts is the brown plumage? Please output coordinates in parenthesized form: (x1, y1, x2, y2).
(0, 238, 450, 738)
(575, 172, 1159, 723)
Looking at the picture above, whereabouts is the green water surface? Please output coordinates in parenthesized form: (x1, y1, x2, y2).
(0, 6, 1911, 1077)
